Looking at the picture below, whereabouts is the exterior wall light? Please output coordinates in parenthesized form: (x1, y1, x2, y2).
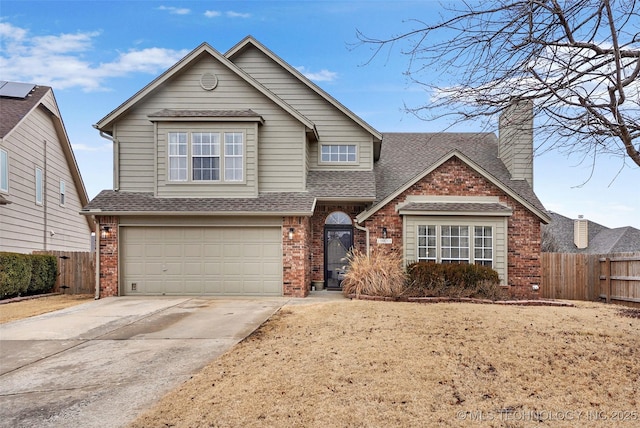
(382, 227, 388, 239)
(288, 227, 294, 240)
(101, 226, 111, 239)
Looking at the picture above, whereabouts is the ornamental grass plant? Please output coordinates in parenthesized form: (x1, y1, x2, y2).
(340, 249, 406, 298)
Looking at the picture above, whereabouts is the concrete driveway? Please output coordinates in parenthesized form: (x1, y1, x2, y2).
(0, 297, 287, 428)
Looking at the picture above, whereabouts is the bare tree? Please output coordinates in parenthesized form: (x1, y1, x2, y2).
(357, 0, 640, 169)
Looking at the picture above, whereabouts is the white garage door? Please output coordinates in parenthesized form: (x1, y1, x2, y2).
(121, 227, 282, 296)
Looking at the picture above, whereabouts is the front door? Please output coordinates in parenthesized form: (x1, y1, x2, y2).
(324, 226, 353, 289)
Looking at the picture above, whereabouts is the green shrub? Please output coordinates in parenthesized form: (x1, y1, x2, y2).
(406, 261, 506, 300)
(341, 249, 406, 298)
(28, 254, 58, 295)
(0, 252, 32, 298)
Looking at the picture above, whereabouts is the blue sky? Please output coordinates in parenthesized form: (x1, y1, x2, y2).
(2, 0, 639, 229)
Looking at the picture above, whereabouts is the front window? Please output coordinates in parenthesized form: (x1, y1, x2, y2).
(0, 149, 8, 192)
(417, 225, 437, 261)
(168, 131, 244, 183)
(474, 226, 493, 266)
(321, 144, 356, 163)
(417, 225, 492, 267)
(441, 226, 470, 264)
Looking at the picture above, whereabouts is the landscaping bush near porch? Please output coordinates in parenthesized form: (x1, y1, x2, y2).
(341, 249, 406, 298)
(341, 251, 507, 301)
(405, 261, 507, 300)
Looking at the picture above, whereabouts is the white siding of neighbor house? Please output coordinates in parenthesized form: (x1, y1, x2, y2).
(230, 46, 375, 171)
(403, 215, 508, 285)
(113, 55, 307, 195)
(0, 91, 91, 253)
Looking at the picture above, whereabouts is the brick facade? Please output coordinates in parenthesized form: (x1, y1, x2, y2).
(363, 157, 542, 298)
(282, 216, 311, 297)
(97, 215, 119, 297)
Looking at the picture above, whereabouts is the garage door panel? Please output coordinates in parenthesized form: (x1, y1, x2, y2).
(122, 226, 282, 296)
(263, 262, 282, 276)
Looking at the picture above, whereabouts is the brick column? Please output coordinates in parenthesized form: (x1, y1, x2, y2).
(283, 216, 310, 297)
(97, 215, 119, 297)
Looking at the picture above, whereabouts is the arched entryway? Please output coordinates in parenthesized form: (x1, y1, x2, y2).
(324, 211, 353, 289)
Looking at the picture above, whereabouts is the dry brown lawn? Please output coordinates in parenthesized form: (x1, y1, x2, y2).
(130, 300, 640, 428)
(0, 294, 93, 324)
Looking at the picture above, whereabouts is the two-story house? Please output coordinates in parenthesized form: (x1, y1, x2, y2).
(0, 81, 93, 253)
(83, 36, 550, 298)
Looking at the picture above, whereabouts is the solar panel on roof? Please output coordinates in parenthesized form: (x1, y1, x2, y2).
(0, 82, 36, 99)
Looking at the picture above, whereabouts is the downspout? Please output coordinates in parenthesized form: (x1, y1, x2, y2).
(354, 220, 370, 257)
(93, 216, 100, 300)
(97, 129, 118, 191)
(43, 139, 48, 250)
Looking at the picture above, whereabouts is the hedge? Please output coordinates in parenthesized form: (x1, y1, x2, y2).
(0, 252, 58, 299)
(406, 261, 506, 300)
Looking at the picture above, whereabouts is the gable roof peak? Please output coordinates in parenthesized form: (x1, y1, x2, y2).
(226, 35, 382, 144)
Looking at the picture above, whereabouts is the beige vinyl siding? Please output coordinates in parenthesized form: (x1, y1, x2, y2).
(0, 93, 91, 253)
(231, 47, 375, 171)
(113, 55, 306, 195)
(403, 215, 508, 284)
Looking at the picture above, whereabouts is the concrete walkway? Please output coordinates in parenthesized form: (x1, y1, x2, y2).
(0, 297, 294, 428)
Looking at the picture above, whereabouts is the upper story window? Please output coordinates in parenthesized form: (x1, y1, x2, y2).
(35, 167, 43, 205)
(168, 131, 243, 183)
(59, 180, 66, 206)
(0, 149, 8, 193)
(321, 144, 356, 163)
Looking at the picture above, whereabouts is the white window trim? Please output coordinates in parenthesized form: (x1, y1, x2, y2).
(0, 148, 8, 193)
(167, 131, 245, 184)
(416, 224, 494, 267)
(35, 167, 43, 205)
(319, 144, 358, 164)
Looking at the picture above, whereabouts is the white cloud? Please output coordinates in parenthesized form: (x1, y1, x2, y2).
(204, 10, 221, 18)
(295, 66, 338, 82)
(226, 11, 251, 18)
(157, 5, 190, 15)
(0, 23, 189, 92)
(72, 142, 111, 152)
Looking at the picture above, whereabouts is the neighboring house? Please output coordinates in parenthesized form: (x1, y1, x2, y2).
(542, 212, 640, 254)
(83, 36, 550, 299)
(0, 81, 93, 253)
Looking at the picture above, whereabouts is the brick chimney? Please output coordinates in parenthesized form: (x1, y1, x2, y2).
(499, 99, 534, 186)
(574, 215, 588, 249)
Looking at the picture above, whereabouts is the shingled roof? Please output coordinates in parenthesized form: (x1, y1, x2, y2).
(543, 212, 640, 253)
(367, 132, 548, 221)
(0, 84, 50, 138)
(307, 170, 376, 200)
(82, 190, 316, 215)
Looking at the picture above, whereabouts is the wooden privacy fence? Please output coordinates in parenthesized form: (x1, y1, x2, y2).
(33, 251, 95, 295)
(541, 252, 640, 307)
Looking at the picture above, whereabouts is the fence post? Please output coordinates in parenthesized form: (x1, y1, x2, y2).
(605, 257, 611, 304)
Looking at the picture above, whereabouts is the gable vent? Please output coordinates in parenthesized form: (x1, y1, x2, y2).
(200, 73, 218, 91)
